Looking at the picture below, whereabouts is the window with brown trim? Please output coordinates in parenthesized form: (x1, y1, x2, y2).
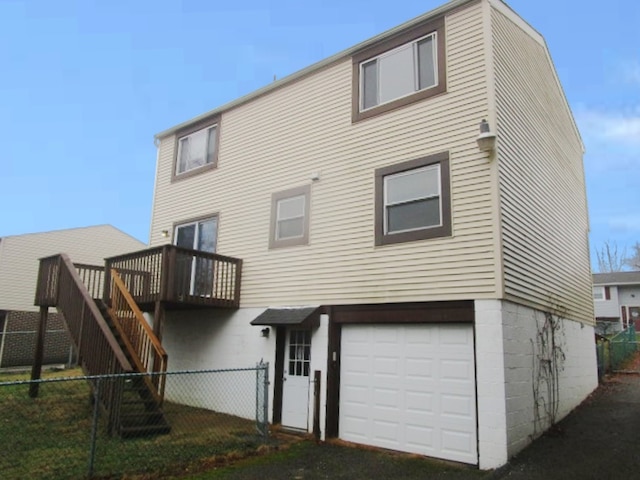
(375, 152, 451, 246)
(269, 185, 311, 249)
(352, 16, 446, 122)
(172, 116, 221, 181)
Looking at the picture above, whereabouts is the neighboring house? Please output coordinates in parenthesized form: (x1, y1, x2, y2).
(592, 272, 640, 335)
(0, 225, 145, 368)
(34, 0, 597, 470)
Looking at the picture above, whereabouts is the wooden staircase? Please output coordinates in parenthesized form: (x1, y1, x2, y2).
(95, 299, 171, 437)
(32, 254, 170, 438)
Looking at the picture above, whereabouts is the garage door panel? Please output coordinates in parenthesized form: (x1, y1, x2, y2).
(406, 390, 434, 413)
(442, 429, 474, 455)
(441, 393, 474, 419)
(439, 359, 473, 380)
(340, 324, 477, 465)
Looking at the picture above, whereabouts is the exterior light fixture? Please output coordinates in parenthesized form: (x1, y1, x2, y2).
(161, 230, 169, 238)
(476, 119, 497, 153)
(261, 327, 270, 338)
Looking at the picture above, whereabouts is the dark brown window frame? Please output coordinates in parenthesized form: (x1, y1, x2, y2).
(352, 16, 446, 123)
(269, 184, 311, 249)
(171, 115, 221, 182)
(375, 151, 451, 246)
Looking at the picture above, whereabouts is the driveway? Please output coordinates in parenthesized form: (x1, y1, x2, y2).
(495, 373, 640, 479)
(188, 373, 640, 479)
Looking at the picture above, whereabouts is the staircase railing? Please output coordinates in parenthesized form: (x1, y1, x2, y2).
(35, 254, 133, 431)
(109, 269, 168, 403)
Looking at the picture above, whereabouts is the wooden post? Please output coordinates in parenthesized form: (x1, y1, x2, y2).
(29, 306, 49, 397)
(313, 370, 321, 441)
(103, 260, 112, 306)
(152, 301, 165, 375)
(234, 259, 243, 307)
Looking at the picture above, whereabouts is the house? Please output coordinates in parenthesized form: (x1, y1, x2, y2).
(593, 272, 640, 334)
(32, 0, 597, 469)
(0, 225, 145, 368)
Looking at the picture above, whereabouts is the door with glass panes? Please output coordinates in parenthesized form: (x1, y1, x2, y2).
(281, 329, 311, 430)
(174, 217, 218, 297)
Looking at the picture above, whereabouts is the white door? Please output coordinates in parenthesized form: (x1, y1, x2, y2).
(339, 324, 477, 465)
(174, 218, 218, 296)
(281, 329, 311, 430)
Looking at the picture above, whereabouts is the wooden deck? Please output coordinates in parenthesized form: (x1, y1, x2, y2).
(35, 245, 242, 312)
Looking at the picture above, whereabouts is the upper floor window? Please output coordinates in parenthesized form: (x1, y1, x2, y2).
(270, 185, 311, 249)
(593, 286, 609, 301)
(172, 116, 220, 181)
(352, 16, 446, 122)
(375, 152, 451, 246)
(361, 33, 437, 111)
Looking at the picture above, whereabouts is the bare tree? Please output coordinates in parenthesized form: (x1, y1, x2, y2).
(596, 240, 627, 272)
(625, 242, 640, 271)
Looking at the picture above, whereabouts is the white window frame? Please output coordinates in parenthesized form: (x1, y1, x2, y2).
(270, 185, 311, 249)
(276, 195, 306, 241)
(593, 286, 606, 301)
(383, 164, 442, 235)
(175, 124, 218, 175)
(359, 32, 438, 112)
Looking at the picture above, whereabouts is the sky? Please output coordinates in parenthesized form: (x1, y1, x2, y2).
(0, 0, 638, 269)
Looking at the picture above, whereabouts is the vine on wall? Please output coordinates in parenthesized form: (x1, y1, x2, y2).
(531, 304, 567, 435)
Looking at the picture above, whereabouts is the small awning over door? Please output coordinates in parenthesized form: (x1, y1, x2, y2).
(250, 307, 320, 329)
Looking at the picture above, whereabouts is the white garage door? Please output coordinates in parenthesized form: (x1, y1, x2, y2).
(340, 324, 477, 464)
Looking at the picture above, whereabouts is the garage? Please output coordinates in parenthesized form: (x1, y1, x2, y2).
(339, 323, 477, 464)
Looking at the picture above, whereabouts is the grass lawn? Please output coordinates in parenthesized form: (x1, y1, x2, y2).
(0, 368, 268, 480)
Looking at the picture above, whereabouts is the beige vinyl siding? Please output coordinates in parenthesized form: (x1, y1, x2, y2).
(150, 2, 499, 307)
(0, 226, 145, 312)
(491, 8, 593, 323)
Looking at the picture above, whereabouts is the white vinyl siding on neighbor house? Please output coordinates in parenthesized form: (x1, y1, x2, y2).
(360, 33, 438, 111)
(0, 226, 145, 312)
(149, 2, 498, 307)
(491, 7, 592, 324)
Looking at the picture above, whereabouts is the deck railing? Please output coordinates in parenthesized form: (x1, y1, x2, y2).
(34, 254, 132, 431)
(74, 263, 105, 300)
(105, 245, 242, 308)
(109, 269, 168, 403)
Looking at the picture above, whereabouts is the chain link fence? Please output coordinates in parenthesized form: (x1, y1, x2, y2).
(596, 325, 638, 380)
(0, 363, 269, 479)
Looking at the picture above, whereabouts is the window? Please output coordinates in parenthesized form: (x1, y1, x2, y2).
(270, 185, 311, 249)
(174, 216, 218, 296)
(375, 152, 451, 246)
(172, 117, 220, 180)
(352, 16, 446, 122)
(174, 217, 218, 254)
(361, 33, 437, 111)
(593, 286, 609, 301)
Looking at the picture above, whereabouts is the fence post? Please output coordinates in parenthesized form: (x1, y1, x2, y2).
(0, 312, 8, 369)
(255, 361, 269, 438)
(88, 377, 102, 478)
(263, 362, 269, 439)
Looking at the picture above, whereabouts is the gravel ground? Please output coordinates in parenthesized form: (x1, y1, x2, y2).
(187, 367, 640, 479)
